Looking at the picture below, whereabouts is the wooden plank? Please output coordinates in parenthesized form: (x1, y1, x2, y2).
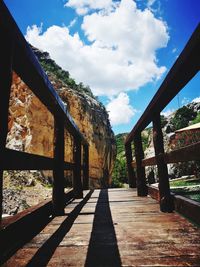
(2, 189, 200, 267)
(131, 141, 200, 167)
(1, 148, 74, 170)
(125, 143, 136, 188)
(73, 140, 83, 198)
(82, 145, 89, 190)
(52, 118, 65, 215)
(0, 13, 14, 224)
(126, 23, 200, 145)
(153, 114, 174, 212)
(0, 1, 87, 145)
(0, 190, 74, 264)
(133, 133, 147, 196)
(165, 141, 200, 163)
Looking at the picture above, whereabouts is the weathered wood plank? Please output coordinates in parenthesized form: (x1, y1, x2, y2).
(165, 141, 200, 163)
(132, 141, 200, 167)
(133, 133, 148, 196)
(82, 145, 89, 190)
(1, 148, 75, 170)
(0, 12, 14, 223)
(52, 118, 65, 215)
(153, 114, 174, 212)
(125, 143, 136, 188)
(3, 189, 200, 267)
(73, 140, 83, 198)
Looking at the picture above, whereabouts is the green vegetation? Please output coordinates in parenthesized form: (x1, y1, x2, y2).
(111, 133, 128, 188)
(191, 113, 200, 124)
(170, 179, 200, 187)
(111, 130, 151, 188)
(35, 50, 95, 98)
(171, 106, 196, 130)
(183, 193, 200, 202)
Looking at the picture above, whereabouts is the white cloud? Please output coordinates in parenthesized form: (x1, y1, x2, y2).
(192, 97, 200, 103)
(26, 0, 169, 97)
(161, 109, 175, 117)
(64, 0, 115, 15)
(68, 18, 77, 28)
(147, 0, 156, 7)
(181, 97, 190, 106)
(106, 93, 137, 125)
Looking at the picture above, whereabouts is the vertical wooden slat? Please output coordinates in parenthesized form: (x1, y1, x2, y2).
(133, 133, 148, 196)
(83, 144, 89, 190)
(125, 143, 136, 188)
(53, 118, 65, 215)
(73, 139, 83, 198)
(0, 25, 14, 224)
(153, 114, 174, 212)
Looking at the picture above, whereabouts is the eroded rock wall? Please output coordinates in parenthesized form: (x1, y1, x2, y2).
(7, 70, 116, 187)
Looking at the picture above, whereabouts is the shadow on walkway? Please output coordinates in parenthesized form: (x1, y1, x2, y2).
(84, 189, 122, 267)
(26, 190, 94, 267)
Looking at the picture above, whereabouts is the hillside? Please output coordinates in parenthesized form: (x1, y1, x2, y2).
(112, 101, 200, 187)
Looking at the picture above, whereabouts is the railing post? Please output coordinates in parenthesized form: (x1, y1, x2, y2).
(133, 132, 148, 196)
(53, 118, 65, 215)
(153, 113, 174, 212)
(73, 139, 83, 198)
(83, 144, 89, 190)
(125, 142, 136, 188)
(0, 26, 14, 224)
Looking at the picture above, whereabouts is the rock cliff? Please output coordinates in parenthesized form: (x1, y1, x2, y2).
(6, 47, 116, 188)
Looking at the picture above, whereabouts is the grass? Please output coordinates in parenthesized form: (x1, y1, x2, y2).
(170, 179, 200, 187)
(183, 193, 200, 202)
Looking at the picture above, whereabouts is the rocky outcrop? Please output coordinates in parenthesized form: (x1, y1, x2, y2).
(6, 47, 116, 188)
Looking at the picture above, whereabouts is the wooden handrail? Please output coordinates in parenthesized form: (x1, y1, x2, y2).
(0, 148, 75, 170)
(0, 1, 89, 220)
(132, 141, 200, 167)
(125, 23, 200, 212)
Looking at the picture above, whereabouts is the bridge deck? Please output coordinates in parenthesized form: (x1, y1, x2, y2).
(3, 188, 200, 266)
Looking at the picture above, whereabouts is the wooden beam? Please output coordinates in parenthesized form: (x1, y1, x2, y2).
(52, 118, 65, 215)
(126, 23, 200, 145)
(82, 145, 89, 190)
(73, 139, 83, 198)
(165, 141, 200, 163)
(133, 133, 147, 196)
(131, 141, 200, 167)
(153, 114, 174, 212)
(0, 18, 14, 224)
(1, 148, 74, 170)
(125, 143, 136, 188)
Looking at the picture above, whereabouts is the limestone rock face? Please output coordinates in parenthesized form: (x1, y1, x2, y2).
(6, 49, 116, 187)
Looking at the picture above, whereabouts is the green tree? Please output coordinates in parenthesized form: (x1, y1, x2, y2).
(171, 106, 196, 130)
(191, 113, 200, 124)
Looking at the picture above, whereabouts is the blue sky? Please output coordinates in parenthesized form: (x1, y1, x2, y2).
(4, 0, 200, 134)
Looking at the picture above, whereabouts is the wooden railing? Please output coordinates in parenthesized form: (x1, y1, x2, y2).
(0, 1, 89, 222)
(125, 23, 200, 212)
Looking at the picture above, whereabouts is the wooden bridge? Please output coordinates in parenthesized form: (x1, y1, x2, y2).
(0, 2, 200, 266)
(2, 189, 200, 266)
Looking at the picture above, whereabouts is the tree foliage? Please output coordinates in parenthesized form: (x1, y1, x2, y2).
(36, 51, 95, 98)
(171, 106, 196, 130)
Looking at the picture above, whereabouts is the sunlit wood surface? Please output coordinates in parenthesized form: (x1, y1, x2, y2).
(3, 188, 200, 267)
